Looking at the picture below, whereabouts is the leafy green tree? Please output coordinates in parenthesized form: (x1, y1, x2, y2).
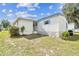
(63, 4, 76, 22)
(1, 19, 10, 29)
(62, 3, 79, 28)
(10, 26, 19, 37)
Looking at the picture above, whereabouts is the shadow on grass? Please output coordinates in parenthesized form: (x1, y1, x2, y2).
(24, 34, 47, 40)
(10, 34, 47, 40)
(62, 35, 79, 41)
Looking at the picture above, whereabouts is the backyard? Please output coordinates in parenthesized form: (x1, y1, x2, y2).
(0, 31, 79, 55)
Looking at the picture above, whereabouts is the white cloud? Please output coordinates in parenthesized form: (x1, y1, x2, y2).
(47, 13, 51, 16)
(7, 13, 13, 17)
(54, 11, 57, 14)
(16, 3, 33, 8)
(16, 3, 40, 11)
(16, 11, 27, 17)
(17, 3, 40, 8)
(34, 3, 39, 7)
(2, 3, 6, 6)
(2, 9, 6, 13)
(28, 3, 40, 11)
(28, 8, 36, 11)
(16, 11, 37, 18)
(34, 3, 40, 9)
(40, 13, 44, 16)
(49, 5, 53, 10)
(9, 10, 13, 12)
(59, 4, 64, 10)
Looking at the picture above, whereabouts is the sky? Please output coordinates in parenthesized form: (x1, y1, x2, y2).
(0, 3, 64, 22)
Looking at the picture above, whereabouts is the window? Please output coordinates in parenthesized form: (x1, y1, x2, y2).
(44, 20, 50, 24)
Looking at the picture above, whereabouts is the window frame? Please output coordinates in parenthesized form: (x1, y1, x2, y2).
(44, 20, 50, 25)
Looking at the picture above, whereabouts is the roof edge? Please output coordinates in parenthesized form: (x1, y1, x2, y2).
(38, 13, 65, 22)
(13, 17, 34, 25)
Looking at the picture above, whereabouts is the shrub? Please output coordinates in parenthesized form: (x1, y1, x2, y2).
(21, 26, 25, 33)
(62, 31, 69, 37)
(10, 26, 19, 37)
(4, 28, 9, 31)
(68, 30, 73, 36)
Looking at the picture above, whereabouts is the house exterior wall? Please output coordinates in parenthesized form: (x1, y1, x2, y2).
(37, 15, 67, 37)
(58, 16, 68, 34)
(68, 23, 75, 30)
(15, 19, 33, 35)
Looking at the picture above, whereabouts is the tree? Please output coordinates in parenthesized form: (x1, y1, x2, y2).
(10, 26, 19, 37)
(63, 4, 76, 22)
(62, 3, 79, 28)
(1, 19, 10, 29)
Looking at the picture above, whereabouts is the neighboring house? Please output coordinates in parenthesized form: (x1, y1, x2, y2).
(13, 18, 33, 35)
(68, 23, 75, 30)
(37, 13, 68, 37)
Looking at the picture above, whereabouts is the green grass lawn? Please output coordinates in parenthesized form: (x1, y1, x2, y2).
(0, 31, 79, 55)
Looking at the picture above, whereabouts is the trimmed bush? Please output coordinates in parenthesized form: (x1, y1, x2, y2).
(10, 26, 19, 37)
(62, 31, 69, 37)
(21, 26, 25, 33)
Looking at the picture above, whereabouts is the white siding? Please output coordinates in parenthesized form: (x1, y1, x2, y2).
(15, 19, 33, 35)
(58, 16, 68, 33)
(37, 15, 67, 37)
(68, 23, 74, 30)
